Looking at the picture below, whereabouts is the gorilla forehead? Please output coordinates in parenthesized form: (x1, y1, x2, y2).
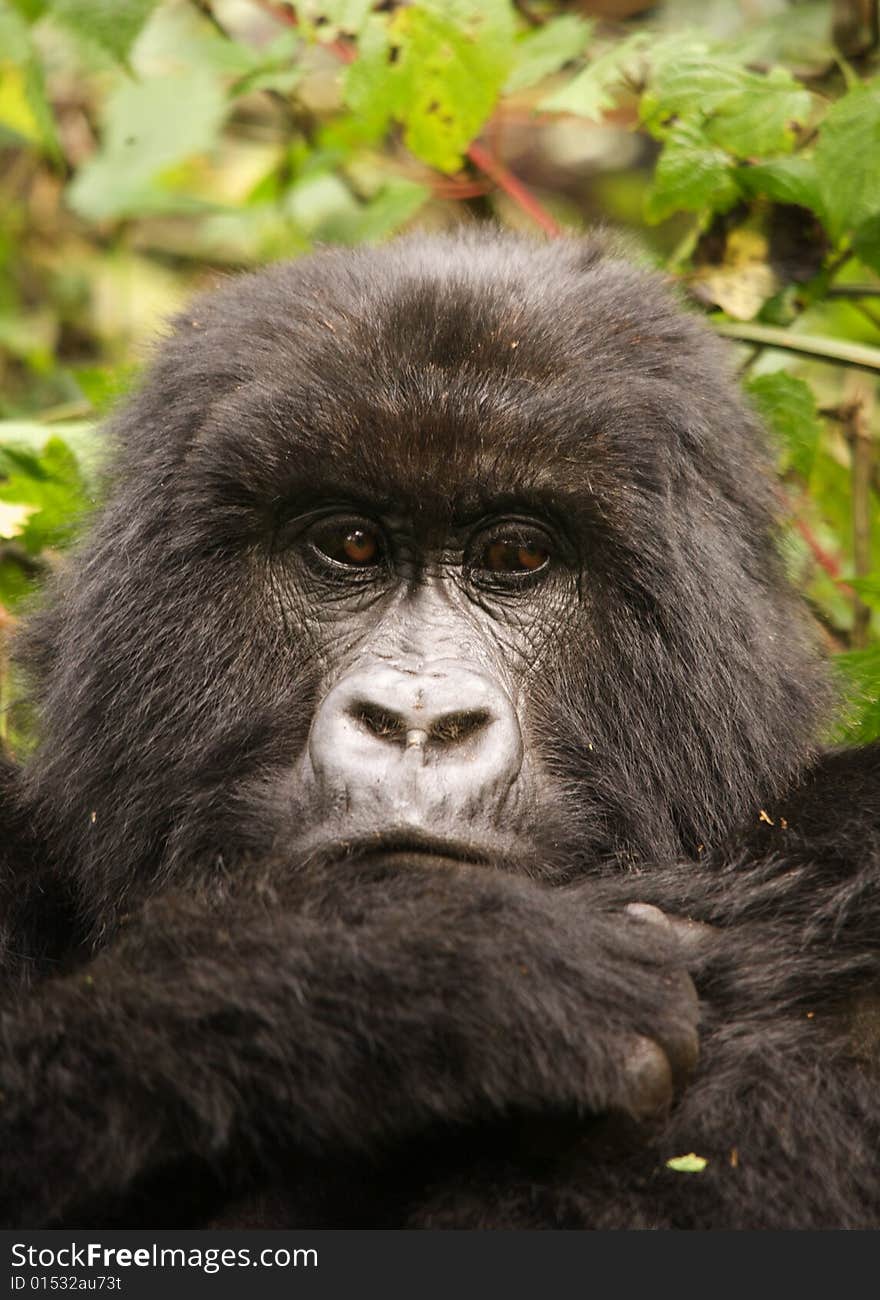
(161, 230, 743, 523)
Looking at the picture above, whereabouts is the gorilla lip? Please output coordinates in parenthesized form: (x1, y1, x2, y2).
(332, 831, 491, 868)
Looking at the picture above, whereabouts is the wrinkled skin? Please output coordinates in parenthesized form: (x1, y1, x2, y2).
(1, 230, 879, 1230)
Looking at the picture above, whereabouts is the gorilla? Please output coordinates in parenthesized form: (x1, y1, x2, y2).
(1, 228, 879, 1230)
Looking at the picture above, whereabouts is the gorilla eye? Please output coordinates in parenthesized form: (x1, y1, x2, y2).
(485, 540, 549, 573)
(467, 525, 548, 587)
(308, 520, 385, 569)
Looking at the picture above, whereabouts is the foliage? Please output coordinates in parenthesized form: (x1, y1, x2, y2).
(0, 0, 879, 749)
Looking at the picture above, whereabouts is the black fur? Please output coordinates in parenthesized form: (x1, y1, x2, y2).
(1, 229, 878, 1229)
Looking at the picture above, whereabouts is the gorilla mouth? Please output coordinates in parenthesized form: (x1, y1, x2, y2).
(337, 831, 492, 868)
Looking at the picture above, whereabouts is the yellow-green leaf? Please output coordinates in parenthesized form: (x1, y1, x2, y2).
(666, 1153, 709, 1173)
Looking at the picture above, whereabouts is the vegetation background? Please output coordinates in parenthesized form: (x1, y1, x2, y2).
(1, 0, 879, 751)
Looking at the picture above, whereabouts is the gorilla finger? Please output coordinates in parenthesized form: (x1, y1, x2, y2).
(618, 1035, 674, 1121)
(626, 902, 716, 962)
(624, 902, 671, 930)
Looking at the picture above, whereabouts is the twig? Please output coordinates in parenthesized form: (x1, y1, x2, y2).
(715, 322, 880, 375)
(513, 0, 547, 26)
(855, 301, 880, 332)
(736, 345, 763, 377)
(827, 285, 880, 300)
(789, 512, 855, 595)
(466, 142, 562, 238)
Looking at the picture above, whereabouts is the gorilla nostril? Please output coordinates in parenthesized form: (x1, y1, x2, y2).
(353, 701, 407, 744)
(429, 710, 491, 746)
(348, 701, 493, 749)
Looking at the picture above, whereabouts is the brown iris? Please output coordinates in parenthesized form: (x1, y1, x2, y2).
(484, 539, 549, 573)
(340, 528, 379, 565)
(309, 520, 383, 567)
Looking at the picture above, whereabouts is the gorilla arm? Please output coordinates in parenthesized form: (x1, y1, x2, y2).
(0, 859, 698, 1227)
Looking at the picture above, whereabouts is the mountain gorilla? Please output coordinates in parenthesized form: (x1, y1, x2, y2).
(1, 229, 879, 1229)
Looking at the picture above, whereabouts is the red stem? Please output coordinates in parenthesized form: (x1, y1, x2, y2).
(790, 513, 854, 596)
(466, 141, 562, 237)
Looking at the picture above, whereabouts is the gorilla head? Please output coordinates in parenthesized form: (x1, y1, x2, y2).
(18, 230, 826, 930)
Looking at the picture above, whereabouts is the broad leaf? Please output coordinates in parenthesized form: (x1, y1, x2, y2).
(50, 0, 160, 63)
(68, 71, 227, 220)
(853, 214, 880, 276)
(815, 84, 880, 240)
(388, 0, 516, 173)
(644, 121, 739, 223)
(505, 15, 592, 94)
(746, 372, 822, 481)
(539, 33, 646, 122)
(736, 156, 822, 215)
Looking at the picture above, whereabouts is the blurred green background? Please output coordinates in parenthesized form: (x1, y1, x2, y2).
(1, 0, 879, 749)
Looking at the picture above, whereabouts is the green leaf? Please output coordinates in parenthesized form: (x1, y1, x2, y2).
(389, 0, 516, 173)
(815, 84, 880, 241)
(50, 0, 159, 63)
(283, 171, 359, 237)
(539, 33, 645, 122)
(0, 436, 90, 553)
(504, 14, 592, 94)
(0, 0, 31, 57)
(0, 6, 59, 155)
(850, 576, 880, 611)
(6, 0, 48, 20)
(67, 70, 227, 220)
(746, 372, 823, 481)
(0, 420, 101, 479)
(643, 39, 748, 122)
(705, 67, 812, 157)
(666, 1153, 709, 1173)
(644, 121, 739, 224)
(853, 214, 880, 275)
(339, 178, 430, 243)
(736, 156, 822, 214)
(644, 43, 811, 156)
(0, 555, 34, 610)
(835, 645, 880, 745)
(73, 363, 139, 413)
(298, 0, 373, 34)
(231, 32, 301, 97)
(342, 13, 395, 141)
(0, 62, 42, 143)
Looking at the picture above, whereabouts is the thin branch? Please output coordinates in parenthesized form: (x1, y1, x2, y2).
(513, 0, 547, 26)
(789, 513, 855, 595)
(251, 0, 296, 28)
(825, 248, 854, 282)
(736, 344, 763, 377)
(827, 284, 880, 299)
(855, 301, 880, 332)
(715, 322, 880, 374)
(466, 141, 562, 238)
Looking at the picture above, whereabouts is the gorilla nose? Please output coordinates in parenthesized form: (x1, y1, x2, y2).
(307, 661, 523, 807)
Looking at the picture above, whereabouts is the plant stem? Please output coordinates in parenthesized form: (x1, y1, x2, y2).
(715, 323, 880, 375)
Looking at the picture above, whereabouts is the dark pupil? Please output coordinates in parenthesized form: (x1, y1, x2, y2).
(340, 529, 377, 564)
(486, 540, 546, 572)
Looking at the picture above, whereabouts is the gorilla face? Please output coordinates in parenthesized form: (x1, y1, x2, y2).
(274, 469, 574, 870)
(20, 230, 826, 923)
